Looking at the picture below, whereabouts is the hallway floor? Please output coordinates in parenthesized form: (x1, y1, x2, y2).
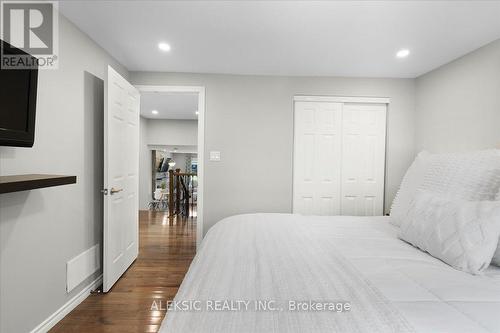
(50, 211, 196, 332)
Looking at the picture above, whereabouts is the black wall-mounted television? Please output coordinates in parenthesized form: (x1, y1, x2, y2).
(0, 40, 38, 147)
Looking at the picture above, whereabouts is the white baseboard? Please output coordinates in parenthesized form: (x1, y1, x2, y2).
(30, 275, 102, 333)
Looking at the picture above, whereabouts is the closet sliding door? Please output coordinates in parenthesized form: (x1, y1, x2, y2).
(341, 103, 386, 216)
(292, 97, 387, 216)
(293, 101, 342, 215)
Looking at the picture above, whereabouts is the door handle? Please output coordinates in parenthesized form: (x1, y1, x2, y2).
(110, 187, 123, 195)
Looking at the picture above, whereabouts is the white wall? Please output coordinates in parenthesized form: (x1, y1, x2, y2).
(170, 153, 195, 173)
(415, 39, 500, 153)
(138, 118, 198, 209)
(131, 72, 416, 234)
(146, 119, 198, 146)
(139, 117, 151, 210)
(0, 15, 129, 333)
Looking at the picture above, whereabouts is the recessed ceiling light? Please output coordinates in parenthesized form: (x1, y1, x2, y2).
(396, 49, 410, 58)
(158, 42, 171, 52)
(151, 110, 158, 115)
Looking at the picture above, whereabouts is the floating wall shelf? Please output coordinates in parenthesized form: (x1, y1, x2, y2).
(0, 174, 77, 194)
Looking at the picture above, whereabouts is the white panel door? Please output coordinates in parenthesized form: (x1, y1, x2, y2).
(341, 103, 386, 216)
(103, 66, 140, 292)
(293, 101, 342, 215)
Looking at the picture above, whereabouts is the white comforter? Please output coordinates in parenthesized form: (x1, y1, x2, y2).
(161, 214, 500, 333)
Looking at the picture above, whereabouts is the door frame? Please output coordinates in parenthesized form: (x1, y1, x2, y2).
(294, 95, 390, 104)
(292, 95, 390, 215)
(135, 85, 206, 251)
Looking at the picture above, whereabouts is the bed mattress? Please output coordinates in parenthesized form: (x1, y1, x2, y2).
(160, 214, 500, 333)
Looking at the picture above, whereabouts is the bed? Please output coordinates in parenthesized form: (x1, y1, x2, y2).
(160, 213, 500, 333)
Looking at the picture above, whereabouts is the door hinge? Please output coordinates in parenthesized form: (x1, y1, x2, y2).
(101, 188, 108, 195)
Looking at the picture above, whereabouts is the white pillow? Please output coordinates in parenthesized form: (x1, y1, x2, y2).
(493, 184, 500, 266)
(390, 151, 430, 226)
(399, 191, 500, 275)
(491, 191, 500, 267)
(390, 149, 500, 227)
(493, 247, 500, 266)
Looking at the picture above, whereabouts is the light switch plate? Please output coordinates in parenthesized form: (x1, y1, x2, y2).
(209, 151, 221, 161)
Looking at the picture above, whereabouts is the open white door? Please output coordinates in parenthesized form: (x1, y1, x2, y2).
(103, 66, 140, 292)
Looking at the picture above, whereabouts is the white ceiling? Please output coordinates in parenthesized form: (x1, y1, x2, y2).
(140, 92, 199, 119)
(59, 1, 500, 78)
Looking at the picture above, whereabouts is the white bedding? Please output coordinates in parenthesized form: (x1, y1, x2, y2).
(161, 214, 500, 333)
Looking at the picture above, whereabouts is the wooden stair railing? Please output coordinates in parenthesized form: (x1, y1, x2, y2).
(168, 169, 197, 220)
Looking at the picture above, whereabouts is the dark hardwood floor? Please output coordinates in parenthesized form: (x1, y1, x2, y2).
(50, 210, 196, 333)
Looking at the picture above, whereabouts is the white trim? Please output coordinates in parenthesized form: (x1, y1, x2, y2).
(293, 95, 390, 104)
(135, 85, 205, 94)
(30, 275, 102, 333)
(135, 85, 206, 251)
